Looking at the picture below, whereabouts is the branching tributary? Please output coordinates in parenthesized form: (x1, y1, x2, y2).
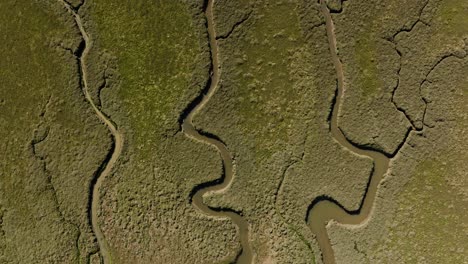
(61, 1, 123, 263)
(59, 0, 418, 263)
(305, 2, 397, 263)
(181, 0, 253, 263)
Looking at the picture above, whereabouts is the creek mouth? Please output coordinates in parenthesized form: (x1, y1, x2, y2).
(61, 0, 124, 263)
(305, 2, 392, 264)
(181, 0, 253, 263)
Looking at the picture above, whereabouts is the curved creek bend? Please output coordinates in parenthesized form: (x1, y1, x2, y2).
(61, 0, 123, 263)
(60, 0, 394, 263)
(181, 0, 253, 263)
(306, 1, 391, 264)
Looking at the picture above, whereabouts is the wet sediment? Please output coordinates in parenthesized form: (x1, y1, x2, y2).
(181, 0, 253, 263)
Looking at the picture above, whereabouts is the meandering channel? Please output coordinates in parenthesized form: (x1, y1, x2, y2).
(305, 2, 391, 263)
(181, 0, 253, 263)
(61, 1, 123, 263)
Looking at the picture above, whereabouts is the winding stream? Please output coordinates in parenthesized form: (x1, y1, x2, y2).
(306, 2, 391, 264)
(61, 1, 123, 263)
(61, 0, 391, 263)
(181, 0, 253, 263)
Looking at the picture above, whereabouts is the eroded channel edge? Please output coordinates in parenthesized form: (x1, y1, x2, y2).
(180, 0, 253, 263)
(305, 1, 416, 264)
(60, 0, 124, 263)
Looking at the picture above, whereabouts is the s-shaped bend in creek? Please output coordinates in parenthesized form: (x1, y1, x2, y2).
(306, 1, 397, 264)
(181, 0, 253, 263)
(61, 1, 123, 263)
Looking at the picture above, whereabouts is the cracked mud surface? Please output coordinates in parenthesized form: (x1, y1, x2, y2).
(1, 0, 467, 263)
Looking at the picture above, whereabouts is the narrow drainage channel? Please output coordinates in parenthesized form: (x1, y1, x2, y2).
(306, 1, 391, 263)
(61, 1, 124, 263)
(181, 0, 253, 263)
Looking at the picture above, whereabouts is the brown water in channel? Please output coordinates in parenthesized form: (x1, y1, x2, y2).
(61, 1, 123, 263)
(181, 0, 253, 263)
(61, 0, 389, 263)
(306, 2, 390, 264)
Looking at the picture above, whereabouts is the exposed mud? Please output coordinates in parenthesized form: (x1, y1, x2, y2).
(306, 2, 394, 263)
(60, 0, 124, 263)
(181, 0, 253, 263)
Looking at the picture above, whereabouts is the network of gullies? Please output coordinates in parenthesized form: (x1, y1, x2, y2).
(1, 0, 467, 263)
